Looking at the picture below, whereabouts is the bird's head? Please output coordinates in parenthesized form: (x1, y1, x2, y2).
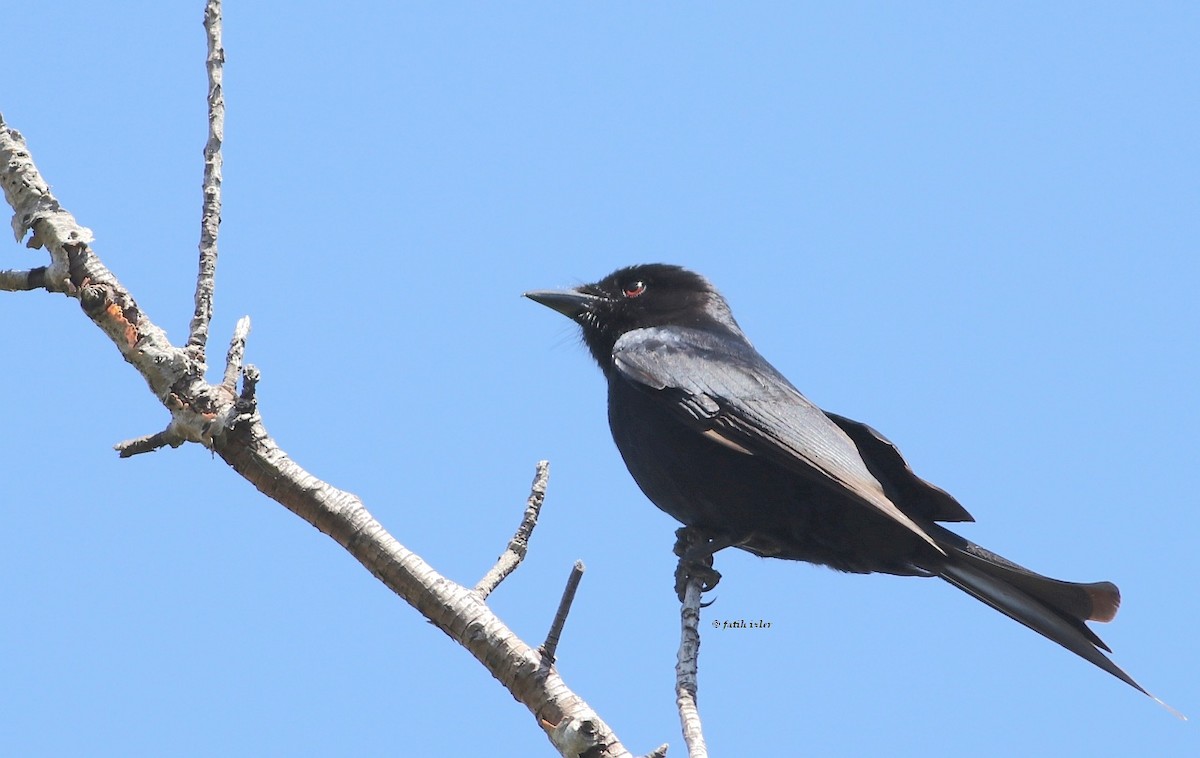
(525, 264, 745, 371)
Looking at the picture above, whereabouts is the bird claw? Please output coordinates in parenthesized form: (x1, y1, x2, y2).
(673, 526, 726, 600)
(674, 560, 722, 600)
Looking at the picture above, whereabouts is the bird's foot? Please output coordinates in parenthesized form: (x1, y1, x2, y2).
(674, 560, 721, 601)
(673, 527, 727, 601)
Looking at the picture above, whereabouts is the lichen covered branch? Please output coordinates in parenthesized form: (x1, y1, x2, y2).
(186, 0, 226, 362)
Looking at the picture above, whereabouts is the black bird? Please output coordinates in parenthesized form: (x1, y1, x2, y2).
(526, 262, 1170, 707)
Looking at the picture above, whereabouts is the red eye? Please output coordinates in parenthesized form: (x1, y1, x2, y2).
(623, 281, 647, 298)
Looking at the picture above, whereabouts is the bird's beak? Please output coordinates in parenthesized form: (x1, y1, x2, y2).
(523, 288, 601, 319)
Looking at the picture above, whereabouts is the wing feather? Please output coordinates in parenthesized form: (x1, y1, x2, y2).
(613, 328, 943, 553)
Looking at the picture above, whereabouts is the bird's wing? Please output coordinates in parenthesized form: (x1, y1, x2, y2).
(825, 412, 975, 523)
(613, 328, 943, 553)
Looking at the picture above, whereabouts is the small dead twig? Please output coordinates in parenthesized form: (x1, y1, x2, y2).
(474, 460, 549, 598)
(539, 561, 585, 664)
(221, 316, 251, 391)
(0, 266, 46, 291)
(114, 429, 185, 458)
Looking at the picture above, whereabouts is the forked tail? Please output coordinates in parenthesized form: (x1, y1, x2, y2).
(929, 526, 1182, 718)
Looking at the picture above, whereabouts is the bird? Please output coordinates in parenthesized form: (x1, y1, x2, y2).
(525, 262, 1173, 710)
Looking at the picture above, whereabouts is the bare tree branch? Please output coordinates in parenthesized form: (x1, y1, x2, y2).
(1, 102, 657, 758)
(186, 0, 226, 363)
(476, 459, 550, 598)
(2, 9, 682, 753)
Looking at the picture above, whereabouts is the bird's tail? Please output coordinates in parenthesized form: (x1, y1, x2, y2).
(928, 526, 1182, 718)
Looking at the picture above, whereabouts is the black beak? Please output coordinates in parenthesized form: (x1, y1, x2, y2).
(523, 288, 602, 320)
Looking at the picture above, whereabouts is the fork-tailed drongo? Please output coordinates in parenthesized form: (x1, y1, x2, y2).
(526, 263, 1164, 704)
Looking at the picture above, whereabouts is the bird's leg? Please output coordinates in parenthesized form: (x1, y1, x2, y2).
(673, 526, 735, 600)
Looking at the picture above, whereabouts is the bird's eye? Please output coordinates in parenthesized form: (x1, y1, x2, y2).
(623, 281, 647, 298)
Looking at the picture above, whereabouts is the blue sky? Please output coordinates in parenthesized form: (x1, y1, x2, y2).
(2, 3, 1197, 756)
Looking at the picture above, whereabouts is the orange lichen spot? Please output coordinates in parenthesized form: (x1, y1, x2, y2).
(104, 303, 139, 346)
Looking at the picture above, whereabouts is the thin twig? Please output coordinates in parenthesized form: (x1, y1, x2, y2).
(115, 429, 185, 458)
(0, 266, 46, 291)
(240, 364, 260, 402)
(676, 574, 708, 758)
(474, 460, 549, 597)
(186, 0, 226, 362)
(221, 315, 251, 391)
(539, 561, 585, 664)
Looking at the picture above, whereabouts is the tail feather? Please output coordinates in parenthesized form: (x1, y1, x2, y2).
(938, 560, 1142, 692)
(930, 524, 1119, 624)
(932, 536, 1183, 718)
